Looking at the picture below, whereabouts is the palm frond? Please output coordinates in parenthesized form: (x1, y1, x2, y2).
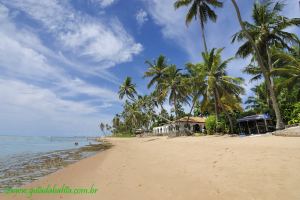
(174, 0, 193, 9)
(185, 1, 198, 25)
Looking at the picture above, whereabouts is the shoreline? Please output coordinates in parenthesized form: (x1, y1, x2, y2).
(0, 141, 111, 192)
(1, 135, 300, 200)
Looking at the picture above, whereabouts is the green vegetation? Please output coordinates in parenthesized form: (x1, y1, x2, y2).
(205, 115, 217, 135)
(111, 0, 299, 137)
(80, 142, 112, 152)
(288, 103, 300, 125)
(98, 122, 112, 136)
(232, 0, 299, 129)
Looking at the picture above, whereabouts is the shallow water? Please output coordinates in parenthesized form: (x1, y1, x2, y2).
(0, 135, 102, 192)
(0, 148, 97, 192)
(0, 135, 95, 159)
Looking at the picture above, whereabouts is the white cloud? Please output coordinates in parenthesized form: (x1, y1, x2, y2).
(142, 0, 201, 61)
(0, 3, 122, 135)
(96, 0, 115, 8)
(0, 79, 97, 114)
(0, 4, 119, 102)
(281, 0, 300, 35)
(59, 20, 143, 66)
(0, 5, 64, 81)
(0, 79, 112, 135)
(0, 2, 122, 84)
(0, 29, 119, 103)
(2, 0, 143, 70)
(136, 9, 148, 26)
(56, 78, 119, 102)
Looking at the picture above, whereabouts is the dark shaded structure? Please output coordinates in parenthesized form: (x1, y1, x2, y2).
(237, 114, 275, 135)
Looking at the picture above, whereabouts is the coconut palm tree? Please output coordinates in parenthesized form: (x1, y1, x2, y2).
(200, 48, 245, 133)
(230, 0, 299, 129)
(144, 55, 169, 110)
(174, 0, 223, 53)
(118, 77, 137, 101)
(272, 46, 300, 95)
(99, 122, 105, 135)
(112, 114, 121, 133)
(232, 1, 299, 59)
(184, 62, 206, 130)
(121, 100, 143, 131)
(105, 124, 111, 134)
(144, 55, 168, 89)
(245, 84, 270, 114)
(161, 65, 190, 119)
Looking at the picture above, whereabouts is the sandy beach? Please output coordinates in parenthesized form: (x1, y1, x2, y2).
(1, 135, 300, 200)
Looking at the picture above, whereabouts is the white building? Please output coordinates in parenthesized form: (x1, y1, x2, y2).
(153, 117, 206, 136)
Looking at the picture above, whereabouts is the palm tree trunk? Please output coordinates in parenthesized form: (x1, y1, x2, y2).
(266, 74, 284, 129)
(215, 90, 234, 134)
(184, 97, 197, 135)
(266, 48, 284, 129)
(231, 0, 284, 130)
(222, 105, 234, 134)
(213, 89, 220, 133)
(200, 20, 208, 53)
(173, 97, 179, 136)
(213, 90, 219, 122)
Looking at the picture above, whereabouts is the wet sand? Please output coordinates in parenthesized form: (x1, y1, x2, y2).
(1, 135, 300, 200)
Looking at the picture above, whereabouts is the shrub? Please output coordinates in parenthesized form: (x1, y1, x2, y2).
(216, 121, 224, 133)
(113, 132, 135, 137)
(205, 115, 217, 135)
(288, 102, 300, 125)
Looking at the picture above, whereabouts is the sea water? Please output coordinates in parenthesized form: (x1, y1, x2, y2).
(0, 135, 96, 159)
(0, 135, 99, 190)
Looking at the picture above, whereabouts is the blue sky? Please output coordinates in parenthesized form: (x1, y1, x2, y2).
(0, 0, 299, 136)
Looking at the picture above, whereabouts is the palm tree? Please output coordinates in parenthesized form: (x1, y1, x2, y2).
(144, 55, 168, 89)
(136, 95, 154, 129)
(105, 124, 111, 134)
(174, 0, 223, 53)
(230, 0, 299, 129)
(245, 84, 270, 114)
(99, 122, 105, 136)
(272, 47, 300, 95)
(200, 48, 245, 133)
(144, 55, 169, 110)
(162, 65, 190, 119)
(184, 62, 206, 130)
(121, 100, 143, 132)
(112, 114, 121, 133)
(118, 77, 137, 101)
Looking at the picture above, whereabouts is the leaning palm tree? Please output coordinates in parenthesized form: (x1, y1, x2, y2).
(230, 0, 299, 129)
(174, 0, 223, 53)
(118, 77, 137, 101)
